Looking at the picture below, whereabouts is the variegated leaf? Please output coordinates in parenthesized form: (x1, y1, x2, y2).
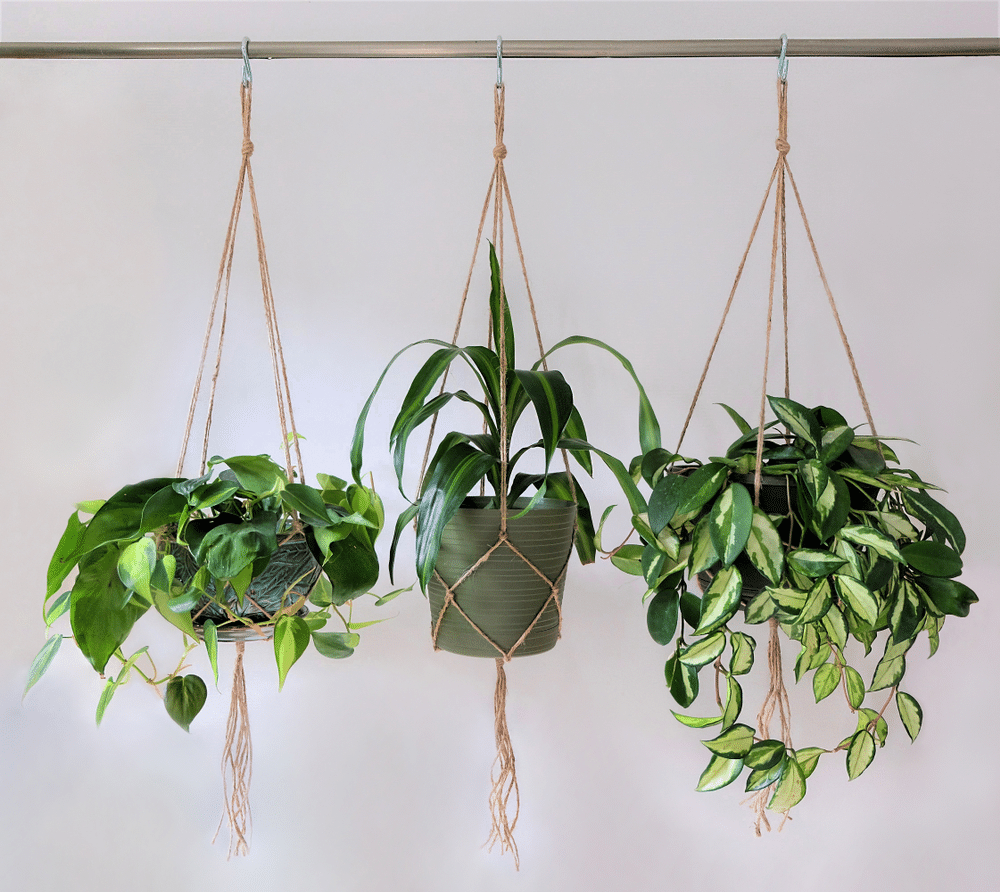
(745, 506, 783, 584)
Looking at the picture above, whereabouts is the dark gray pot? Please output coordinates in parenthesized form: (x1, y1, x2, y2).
(427, 496, 577, 658)
(697, 474, 796, 601)
(736, 473, 796, 516)
(173, 537, 319, 640)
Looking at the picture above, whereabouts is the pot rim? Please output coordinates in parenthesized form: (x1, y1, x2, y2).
(456, 495, 576, 513)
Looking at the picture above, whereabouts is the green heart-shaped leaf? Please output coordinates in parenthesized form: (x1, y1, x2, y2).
(164, 674, 208, 732)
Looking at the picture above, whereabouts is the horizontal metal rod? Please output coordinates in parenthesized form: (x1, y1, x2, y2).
(0, 38, 998, 61)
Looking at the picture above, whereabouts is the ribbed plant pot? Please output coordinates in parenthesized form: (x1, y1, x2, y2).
(173, 537, 319, 641)
(698, 474, 797, 601)
(428, 496, 577, 658)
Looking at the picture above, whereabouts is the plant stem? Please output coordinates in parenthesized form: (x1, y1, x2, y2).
(331, 602, 351, 632)
(713, 658, 723, 710)
(875, 686, 897, 721)
(830, 644, 856, 713)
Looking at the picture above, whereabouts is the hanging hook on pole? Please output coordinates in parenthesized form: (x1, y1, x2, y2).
(777, 33, 789, 81)
(496, 35, 503, 87)
(242, 37, 253, 85)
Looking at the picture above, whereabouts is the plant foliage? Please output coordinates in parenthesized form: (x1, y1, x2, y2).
(351, 243, 651, 590)
(32, 453, 399, 729)
(618, 397, 976, 815)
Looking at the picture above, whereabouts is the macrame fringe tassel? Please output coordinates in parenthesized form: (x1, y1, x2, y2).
(214, 640, 253, 858)
(486, 658, 520, 869)
(746, 617, 793, 835)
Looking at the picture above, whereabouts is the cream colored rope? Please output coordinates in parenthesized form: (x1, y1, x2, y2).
(486, 658, 520, 868)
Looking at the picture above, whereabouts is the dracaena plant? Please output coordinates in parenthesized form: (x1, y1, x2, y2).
(28, 453, 396, 730)
(350, 242, 652, 591)
(613, 395, 977, 815)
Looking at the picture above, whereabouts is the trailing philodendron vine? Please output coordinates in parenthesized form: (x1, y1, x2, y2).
(611, 396, 977, 819)
(27, 453, 402, 729)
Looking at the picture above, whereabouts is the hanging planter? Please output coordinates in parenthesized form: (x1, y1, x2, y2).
(428, 495, 577, 658)
(38, 455, 384, 698)
(351, 242, 650, 867)
(174, 535, 320, 638)
(26, 49, 396, 858)
(351, 74, 655, 865)
(610, 56, 978, 830)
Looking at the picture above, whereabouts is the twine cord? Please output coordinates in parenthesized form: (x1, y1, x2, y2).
(675, 77, 881, 830)
(783, 159, 880, 443)
(213, 640, 253, 858)
(176, 83, 304, 483)
(744, 617, 794, 835)
(419, 83, 578, 868)
(176, 82, 304, 857)
(487, 658, 520, 868)
(674, 156, 782, 456)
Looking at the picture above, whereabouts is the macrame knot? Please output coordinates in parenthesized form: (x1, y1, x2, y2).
(775, 138, 790, 156)
(242, 138, 255, 158)
(493, 142, 507, 161)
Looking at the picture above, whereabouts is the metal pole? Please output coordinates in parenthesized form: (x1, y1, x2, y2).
(0, 38, 997, 60)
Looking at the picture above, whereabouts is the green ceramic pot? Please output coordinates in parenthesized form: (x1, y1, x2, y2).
(428, 496, 577, 658)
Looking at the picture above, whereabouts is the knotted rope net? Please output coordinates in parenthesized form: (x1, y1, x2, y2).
(419, 83, 576, 869)
(177, 82, 303, 857)
(676, 79, 880, 833)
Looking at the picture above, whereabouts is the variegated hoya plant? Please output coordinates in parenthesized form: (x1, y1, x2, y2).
(611, 395, 977, 817)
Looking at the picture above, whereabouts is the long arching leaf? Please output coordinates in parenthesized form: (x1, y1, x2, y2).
(464, 345, 503, 420)
(563, 406, 593, 476)
(509, 471, 597, 564)
(386, 345, 474, 484)
(388, 503, 419, 584)
(388, 389, 495, 501)
(488, 242, 515, 375)
(514, 369, 574, 474)
(558, 436, 647, 515)
(542, 335, 661, 454)
(415, 437, 498, 590)
(350, 338, 488, 484)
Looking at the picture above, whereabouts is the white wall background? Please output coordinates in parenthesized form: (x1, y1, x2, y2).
(1, 2, 997, 890)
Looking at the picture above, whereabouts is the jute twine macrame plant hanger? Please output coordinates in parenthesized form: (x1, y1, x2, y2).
(674, 56, 881, 834)
(418, 71, 577, 870)
(175, 44, 304, 858)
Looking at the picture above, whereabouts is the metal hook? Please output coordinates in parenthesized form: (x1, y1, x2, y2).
(777, 33, 788, 82)
(242, 36, 253, 85)
(496, 35, 503, 87)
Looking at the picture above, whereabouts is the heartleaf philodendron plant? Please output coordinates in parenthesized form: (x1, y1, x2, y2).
(351, 242, 655, 591)
(613, 396, 977, 816)
(28, 453, 399, 730)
